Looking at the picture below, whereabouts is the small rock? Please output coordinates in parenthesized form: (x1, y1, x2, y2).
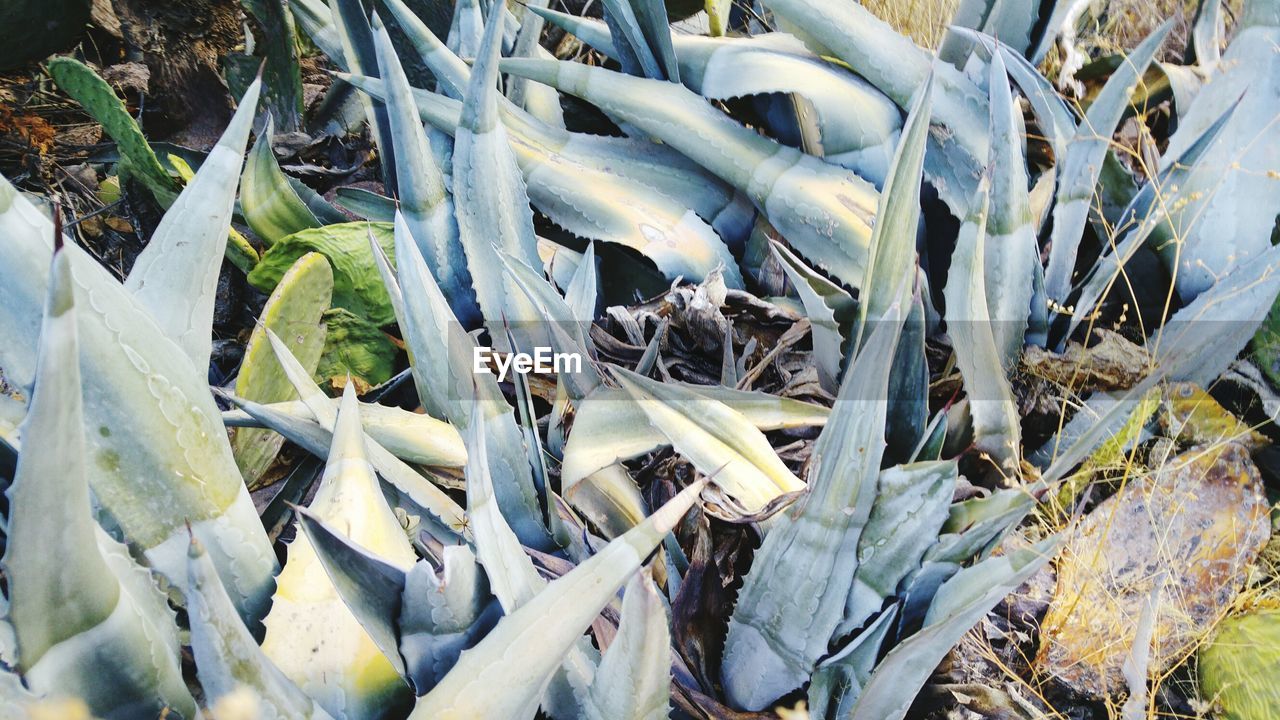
(62, 163, 98, 193)
(1160, 383, 1268, 450)
(1035, 443, 1270, 696)
(100, 61, 150, 96)
(1023, 329, 1150, 391)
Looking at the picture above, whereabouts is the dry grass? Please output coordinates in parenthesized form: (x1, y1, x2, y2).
(861, 0, 1246, 62)
(861, 0, 961, 47)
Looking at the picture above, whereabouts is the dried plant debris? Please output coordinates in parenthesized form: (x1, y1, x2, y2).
(1036, 443, 1270, 696)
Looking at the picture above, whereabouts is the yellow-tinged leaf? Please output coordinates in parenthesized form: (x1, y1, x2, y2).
(262, 384, 415, 719)
(611, 369, 804, 513)
(231, 252, 333, 488)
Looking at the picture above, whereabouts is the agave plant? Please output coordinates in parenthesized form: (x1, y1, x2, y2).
(1, 0, 1278, 717)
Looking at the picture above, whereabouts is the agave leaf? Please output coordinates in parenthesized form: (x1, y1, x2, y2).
(507, 0, 567, 129)
(464, 403, 549, 611)
(124, 78, 260, 369)
(758, 0, 988, 216)
(162, 153, 262, 275)
(584, 572, 671, 720)
(1152, 242, 1280, 386)
(948, 28, 1077, 169)
(1152, 11, 1280, 301)
(0, 176, 278, 623)
(934, 485, 1036, 561)
(563, 383, 827, 492)
(260, 327, 469, 536)
(378, 217, 553, 549)
(262, 384, 416, 719)
(453, 11, 554, 348)
(721, 298, 904, 711)
(187, 536, 332, 719)
(222, 391, 467, 545)
(331, 0, 397, 194)
(535, 8, 902, 184)
(372, 14, 477, 326)
(4, 249, 196, 719)
(291, 0, 346, 66)
(410, 479, 705, 719)
(943, 178, 1021, 472)
(1193, 0, 1222, 67)
(993, 40, 1076, 160)
(840, 461, 957, 637)
(809, 607, 897, 719)
(347, 77, 741, 286)
(1033, 373, 1166, 484)
(885, 280, 930, 463)
(249, 221, 397, 325)
(240, 114, 322, 244)
(45, 57, 179, 204)
(295, 508, 410, 680)
(769, 240, 855, 391)
(346, 9, 755, 246)
(376, 214, 470, 424)
(599, 0, 666, 80)
(857, 72, 932, 337)
(851, 539, 1056, 720)
(447, 0, 484, 58)
(940, 0, 1041, 66)
(614, 368, 805, 513)
(399, 546, 502, 691)
(982, 53, 1038, 371)
(1067, 95, 1241, 339)
(334, 186, 397, 221)
(463, 403, 598, 718)
(563, 241, 598, 322)
(1042, 22, 1172, 304)
(625, 0, 679, 82)
(567, 464, 650, 540)
(383, 0, 473, 96)
(497, 251, 601, 398)
(241, 0, 306, 131)
(1028, 0, 1082, 63)
(230, 252, 333, 488)
(224, 396, 466, 468)
(501, 57, 878, 290)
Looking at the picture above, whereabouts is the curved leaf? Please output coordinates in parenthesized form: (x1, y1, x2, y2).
(563, 382, 827, 492)
(4, 249, 196, 719)
(584, 573, 671, 720)
(613, 368, 805, 513)
(0, 175, 278, 624)
(372, 14, 477, 326)
(851, 539, 1055, 720)
(722, 298, 904, 711)
(943, 179, 1022, 471)
(409, 479, 705, 719)
(501, 57, 879, 290)
(261, 384, 416, 719)
(1042, 22, 1172, 304)
(187, 536, 331, 719)
(240, 114, 322, 245)
(124, 78, 261, 369)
